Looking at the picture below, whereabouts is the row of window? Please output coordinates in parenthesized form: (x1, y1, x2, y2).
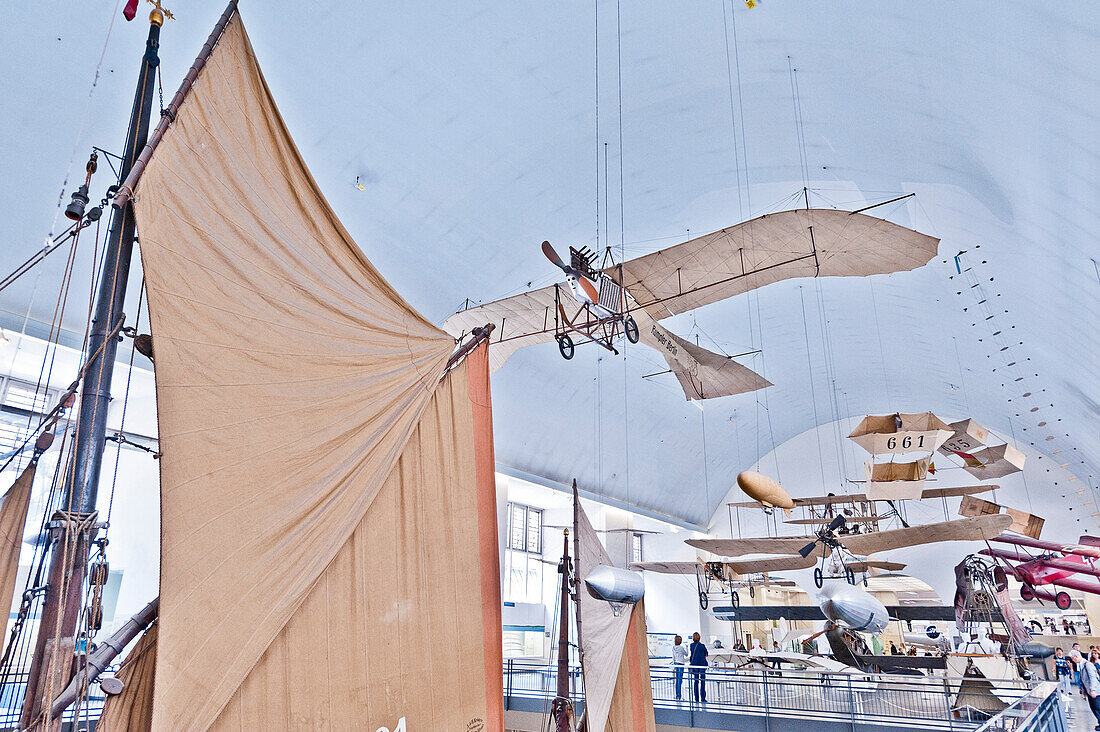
(503, 501, 644, 604)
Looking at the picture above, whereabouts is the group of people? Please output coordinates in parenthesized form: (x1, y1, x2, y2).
(671, 633, 711, 703)
(1047, 617, 1084, 635)
(1054, 642, 1100, 729)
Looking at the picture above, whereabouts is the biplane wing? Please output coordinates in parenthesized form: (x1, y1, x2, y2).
(839, 514, 1012, 555)
(845, 559, 907, 573)
(785, 515, 882, 526)
(990, 534, 1100, 559)
(631, 561, 700, 575)
(727, 484, 998, 509)
(443, 208, 936, 398)
(686, 535, 821, 557)
(727, 555, 818, 574)
(688, 514, 1011, 559)
(612, 208, 938, 318)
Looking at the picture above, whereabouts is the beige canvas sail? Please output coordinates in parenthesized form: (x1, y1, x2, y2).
(97, 622, 158, 732)
(606, 600, 656, 732)
(574, 492, 655, 732)
(130, 11, 506, 729)
(0, 462, 35, 625)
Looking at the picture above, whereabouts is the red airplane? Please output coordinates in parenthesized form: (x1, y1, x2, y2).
(981, 535, 1100, 610)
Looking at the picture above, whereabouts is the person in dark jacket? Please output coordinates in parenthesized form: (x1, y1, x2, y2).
(689, 632, 708, 704)
(1055, 648, 1071, 695)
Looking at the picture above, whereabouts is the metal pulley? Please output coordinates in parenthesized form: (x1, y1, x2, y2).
(65, 152, 99, 221)
(89, 561, 109, 587)
(86, 601, 103, 631)
(34, 431, 54, 455)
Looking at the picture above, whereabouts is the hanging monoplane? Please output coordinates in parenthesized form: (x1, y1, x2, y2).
(981, 534, 1100, 610)
(443, 208, 939, 400)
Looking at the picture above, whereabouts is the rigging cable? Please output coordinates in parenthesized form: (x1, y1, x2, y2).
(104, 278, 148, 532)
(720, 0, 744, 221)
(799, 287, 829, 491)
(593, 0, 600, 249)
(867, 280, 892, 404)
(0, 222, 81, 295)
(613, 0, 630, 505)
(815, 282, 850, 491)
(45, 0, 126, 241)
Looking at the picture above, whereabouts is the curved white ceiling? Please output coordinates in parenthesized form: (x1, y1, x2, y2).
(2, 1, 1097, 527)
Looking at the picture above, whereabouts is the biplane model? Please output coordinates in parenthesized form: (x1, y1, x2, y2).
(635, 533, 904, 635)
(443, 208, 939, 400)
(981, 534, 1100, 610)
(687, 513, 1011, 590)
(728, 483, 1001, 530)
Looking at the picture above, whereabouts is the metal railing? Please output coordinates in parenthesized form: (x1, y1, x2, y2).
(503, 659, 1037, 729)
(0, 669, 106, 730)
(974, 683, 1065, 732)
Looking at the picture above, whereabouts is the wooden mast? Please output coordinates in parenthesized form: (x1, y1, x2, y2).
(20, 6, 164, 726)
(552, 524, 573, 731)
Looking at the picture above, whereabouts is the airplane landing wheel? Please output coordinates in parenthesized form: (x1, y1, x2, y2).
(846, 568, 856, 586)
(698, 591, 709, 610)
(557, 334, 574, 360)
(624, 316, 639, 344)
(814, 568, 823, 589)
(1020, 585, 1035, 602)
(1056, 591, 1072, 610)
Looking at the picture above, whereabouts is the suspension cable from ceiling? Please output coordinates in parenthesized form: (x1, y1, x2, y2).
(798, 287, 829, 492)
(46, 0, 127, 241)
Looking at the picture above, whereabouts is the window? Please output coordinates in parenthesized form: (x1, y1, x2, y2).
(631, 532, 644, 564)
(0, 376, 58, 415)
(507, 503, 542, 554)
(505, 503, 544, 604)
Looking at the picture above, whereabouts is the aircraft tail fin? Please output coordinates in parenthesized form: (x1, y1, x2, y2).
(635, 315, 771, 400)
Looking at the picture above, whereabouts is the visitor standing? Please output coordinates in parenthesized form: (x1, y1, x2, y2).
(1055, 648, 1071, 695)
(689, 632, 708, 704)
(671, 635, 688, 701)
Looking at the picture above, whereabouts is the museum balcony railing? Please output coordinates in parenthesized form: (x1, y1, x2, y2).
(503, 659, 1039, 730)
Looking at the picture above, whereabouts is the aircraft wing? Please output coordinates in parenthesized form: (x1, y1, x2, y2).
(443, 283, 771, 399)
(612, 209, 939, 319)
(845, 559, 906, 573)
(725, 555, 817, 574)
(989, 534, 1100, 559)
(727, 484, 997, 509)
(442, 285, 559, 372)
(839, 514, 1012, 555)
(686, 536, 817, 557)
(631, 561, 700, 575)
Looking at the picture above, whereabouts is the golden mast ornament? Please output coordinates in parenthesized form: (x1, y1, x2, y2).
(146, 0, 174, 25)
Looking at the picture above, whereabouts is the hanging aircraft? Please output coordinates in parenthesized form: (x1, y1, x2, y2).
(443, 207, 939, 400)
(635, 540, 900, 634)
(981, 534, 1100, 610)
(686, 514, 1014, 581)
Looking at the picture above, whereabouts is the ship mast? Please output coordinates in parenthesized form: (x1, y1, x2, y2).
(552, 528, 574, 732)
(20, 4, 165, 725)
